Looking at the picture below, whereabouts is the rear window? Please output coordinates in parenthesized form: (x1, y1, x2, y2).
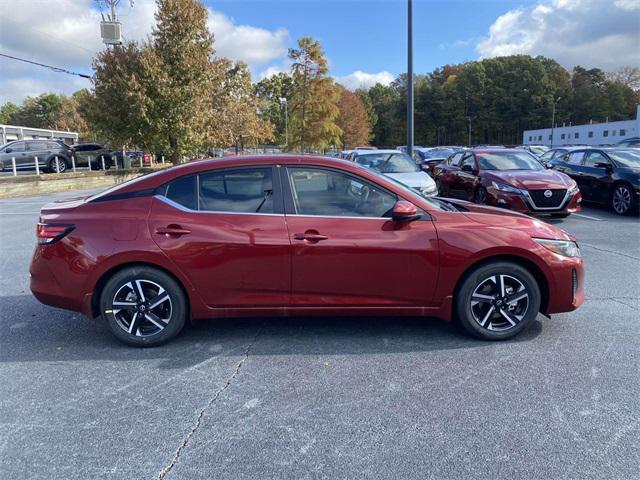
(199, 168, 273, 213)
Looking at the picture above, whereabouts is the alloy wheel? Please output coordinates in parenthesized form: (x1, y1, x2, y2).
(111, 279, 172, 337)
(612, 186, 631, 214)
(470, 274, 530, 332)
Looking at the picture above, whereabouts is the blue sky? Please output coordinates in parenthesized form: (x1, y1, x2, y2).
(1, 0, 637, 103)
(208, 0, 534, 77)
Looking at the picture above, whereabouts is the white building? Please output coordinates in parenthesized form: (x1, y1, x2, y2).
(0, 124, 78, 145)
(523, 104, 640, 147)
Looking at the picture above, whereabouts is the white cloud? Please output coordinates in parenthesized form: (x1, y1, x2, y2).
(335, 70, 395, 90)
(207, 11, 288, 66)
(0, 0, 288, 104)
(476, 0, 640, 71)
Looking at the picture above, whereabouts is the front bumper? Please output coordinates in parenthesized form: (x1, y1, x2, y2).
(545, 253, 585, 314)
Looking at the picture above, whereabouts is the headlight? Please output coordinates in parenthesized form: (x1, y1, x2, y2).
(491, 181, 522, 194)
(534, 238, 581, 257)
(568, 182, 579, 194)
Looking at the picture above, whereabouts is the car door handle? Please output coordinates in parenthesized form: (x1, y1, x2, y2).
(293, 232, 328, 242)
(155, 225, 191, 237)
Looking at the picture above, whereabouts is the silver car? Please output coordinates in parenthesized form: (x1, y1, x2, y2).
(350, 149, 438, 196)
(0, 140, 74, 173)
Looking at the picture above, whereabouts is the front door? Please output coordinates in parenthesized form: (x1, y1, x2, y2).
(582, 150, 613, 203)
(282, 166, 439, 308)
(149, 166, 291, 308)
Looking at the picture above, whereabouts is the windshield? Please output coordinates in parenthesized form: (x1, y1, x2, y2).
(476, 151, 544, 171)
(607, 149, 640, 168)
(356, 153, 419, 173)
(362, 166, 450, 212)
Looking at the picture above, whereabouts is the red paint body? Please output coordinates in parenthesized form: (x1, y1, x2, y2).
(30, 155, 584, 323)
(434, 149, 582, 215)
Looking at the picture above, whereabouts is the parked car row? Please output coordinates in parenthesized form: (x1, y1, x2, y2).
(0, 140, 162, 173)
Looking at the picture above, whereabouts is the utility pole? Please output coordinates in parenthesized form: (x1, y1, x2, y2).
(280, 97, 288, 150)
(550, 96, 561, 147)
(406, 0, 414, 157)
(466, 116, 472, 146)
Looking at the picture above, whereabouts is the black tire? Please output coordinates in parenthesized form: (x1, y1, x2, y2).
(455, 261, 541, 341)
(474, 186, 488, 204)
(99, 266, 187, 347)
(47, 157, 68, 173)
(551, 213, 570, 218)
(611, 183, 636, 215)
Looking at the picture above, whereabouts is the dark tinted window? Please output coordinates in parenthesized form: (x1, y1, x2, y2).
(288, 168, 397, 218)
(199, 168, 273, 213)
(166, 175, 196, 210)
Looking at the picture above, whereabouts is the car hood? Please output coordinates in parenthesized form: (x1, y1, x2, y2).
(444, 199, 574, 241)
(484, 169, 570, 190)
(387, 171, 435, 188)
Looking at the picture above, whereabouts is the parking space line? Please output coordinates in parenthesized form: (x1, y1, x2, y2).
(573, 213, 604, 221)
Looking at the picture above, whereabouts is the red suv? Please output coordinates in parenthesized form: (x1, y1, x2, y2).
(433, 149, 582, 218)
(30, 156, 584, 346)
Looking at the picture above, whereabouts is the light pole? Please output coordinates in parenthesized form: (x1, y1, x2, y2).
(406, 0, 414, 157)
(550, 96, 561, 147)
(280, 97, 288, 150)
(466, 116, 472, 146)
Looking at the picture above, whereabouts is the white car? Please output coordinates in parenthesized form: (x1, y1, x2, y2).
(349, 149, 438, 196)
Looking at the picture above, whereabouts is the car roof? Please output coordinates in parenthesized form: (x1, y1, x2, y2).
(353, 149, 402, 155)
(471, 148, 525, 154)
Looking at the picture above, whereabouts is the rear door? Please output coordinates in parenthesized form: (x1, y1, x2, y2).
(26, 141, 49, 169)
(281, 166, 439, 308)
(149, 165, 291, 308)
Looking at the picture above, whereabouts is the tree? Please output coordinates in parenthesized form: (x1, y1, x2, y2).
(0, 102, 20, 124)
(88, 41, 154, 149)
(607, 66, 640, 91)
(147, 0, 217, 161)
(288, 37, 341, 151)
(218, 61, 273, 152)
(255, 72, 293, 146)
(335, 86, 371, 149)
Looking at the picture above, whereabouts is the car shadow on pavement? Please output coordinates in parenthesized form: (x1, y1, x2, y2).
(0, 294, 542, 367)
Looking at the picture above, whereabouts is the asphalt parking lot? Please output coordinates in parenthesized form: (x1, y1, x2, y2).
(1, 189, 638, 480)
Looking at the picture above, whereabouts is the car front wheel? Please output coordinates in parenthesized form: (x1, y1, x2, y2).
(99, 266, 187, 347)
(455, 261, 541, 340)
(48, 157, 68, 173)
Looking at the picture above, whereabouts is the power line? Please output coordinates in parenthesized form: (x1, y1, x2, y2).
(0, 53, 92, 79)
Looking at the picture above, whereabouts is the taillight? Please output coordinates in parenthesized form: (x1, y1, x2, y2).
(36, 223, 75, 244)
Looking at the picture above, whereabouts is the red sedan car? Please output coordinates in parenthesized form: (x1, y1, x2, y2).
(433, 149, 582, 217)
(31, 155, 584, 346)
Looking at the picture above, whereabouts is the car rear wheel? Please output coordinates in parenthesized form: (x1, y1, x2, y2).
(99, 266, 187, 347)
(611, 184, 636, 215)
(455, 261, 541, 340)
(48, 157, 68, 173)
(474, 186, 488, 204)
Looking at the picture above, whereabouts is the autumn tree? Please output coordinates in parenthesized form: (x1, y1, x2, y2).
(0, 102, 20, 124)
(217, 61, 273, 152)
(288, 37, 341, 151)
(335, 86, 371, 149)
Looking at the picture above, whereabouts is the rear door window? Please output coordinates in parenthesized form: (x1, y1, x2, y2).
(199, 168, 274, 213)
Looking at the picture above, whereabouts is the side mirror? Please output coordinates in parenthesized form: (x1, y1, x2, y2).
(392, 200, 421, 222)
(5, 148, 12, 153)
(594, 162, 611, 170)
(461, 164, 473, 172)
